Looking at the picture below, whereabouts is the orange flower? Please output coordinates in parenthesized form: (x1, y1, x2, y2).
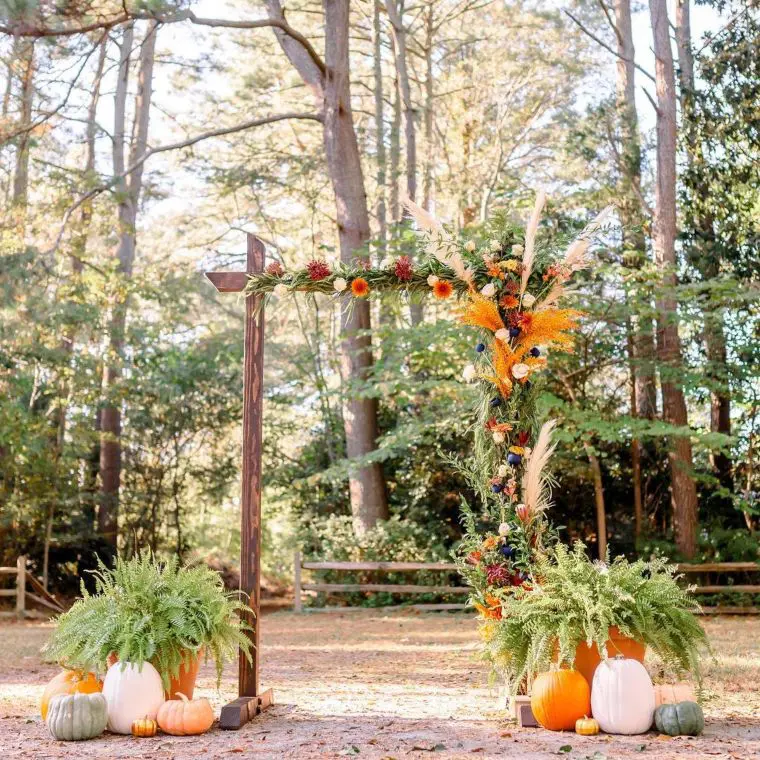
(520, 308, 580, 351)
(474, 593, 503, 620)
(351, 277, 370, 297)
(482, 536, 499, 550)
(432, 280, 453, 299)
(500, 295, 519, 309)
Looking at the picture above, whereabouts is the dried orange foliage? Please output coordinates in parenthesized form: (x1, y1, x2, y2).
(471, 304, 580, 399)
(458, 292, 505, 333)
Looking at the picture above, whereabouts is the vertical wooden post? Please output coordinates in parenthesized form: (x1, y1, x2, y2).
(16, 556, 26, 619)
(294, 550, 303, 613)
(239, 233, 265, 697)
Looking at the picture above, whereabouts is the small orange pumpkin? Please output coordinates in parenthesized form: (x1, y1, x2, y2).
(530, 669, 591, 731)
(131, 717, 158, 737)
(41, 669, 102, 721)
(157, 691, 214, 736)
(654, 682, 696, 707)
(575, 715, 600, 736)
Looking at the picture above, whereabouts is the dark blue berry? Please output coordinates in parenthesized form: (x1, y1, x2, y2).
(491, 483, 504, 494)
(523, 381, 532, 390)
(489, 397, 502, 408)
(475, 342, 486, 353)
(507, 453, 522, 466)
(509, 326, 520, 338)
(500, 544, 516, 558)
(530, 347, 540, 357)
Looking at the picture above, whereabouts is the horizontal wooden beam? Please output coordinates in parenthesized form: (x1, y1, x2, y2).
(698, 606, 760, 614)
(678, 562, 760, 572)
(205, 271, 248, 293)
(302, 582, 468, 594)
(0, 589, 17, 597)
(692, 585, 760, 594)
(301, 603, 468, 613)
(301, 561, 458, 572)
(0, 568, 18, 575)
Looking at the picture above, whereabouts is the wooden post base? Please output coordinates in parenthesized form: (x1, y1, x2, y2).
(219, 688, 274, 730)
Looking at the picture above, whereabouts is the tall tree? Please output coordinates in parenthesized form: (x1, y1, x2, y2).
(649, 0, 699, 557)
(265, 0, 389, 533)
(99, 22, 158, 551)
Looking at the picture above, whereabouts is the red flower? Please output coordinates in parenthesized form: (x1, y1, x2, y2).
(432, 280, 453, 299)
(517, 430, 530, 447)
(394, 255, 414, 282)
(306, 260, 331, 280)
(265, 261, 284, 277)
(485, 564, 511, 586)
(466, 551, 482, 565)
(505, 280, 519, 294)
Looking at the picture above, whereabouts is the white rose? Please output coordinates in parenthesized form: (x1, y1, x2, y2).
(380, 257, 393, 268)
(273, 283, 289, 297)
(464, 240, 476, 253)
(492, 430, 506, 444)
(481, 283, 496, 298)
(489, 239, 501, 251)
(427, 274, 439, 286)
(333, 277, 347, 292)
(498, 522, 510, 536)
(511, 244, 524, 257)
(495, 328, 509, 342)
(522, 293, 536, 308)
(497, 464, 509, 478)
(462, 364, 477, 383)
(512, 363, 530, 380)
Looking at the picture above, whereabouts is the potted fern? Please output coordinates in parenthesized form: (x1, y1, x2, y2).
(479, 542, 708, 694)
(43, 551, 253, 696)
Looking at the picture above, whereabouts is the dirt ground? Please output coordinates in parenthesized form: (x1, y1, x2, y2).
(1, 611, 759, 760)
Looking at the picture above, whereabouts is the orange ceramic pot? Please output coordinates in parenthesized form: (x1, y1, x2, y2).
(571, 627, 646, 688)
(166, 648, 204, 700)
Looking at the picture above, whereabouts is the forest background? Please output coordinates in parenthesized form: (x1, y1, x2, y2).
(0, 0, 758, 599)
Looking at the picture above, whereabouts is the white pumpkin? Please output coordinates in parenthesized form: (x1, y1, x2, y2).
(102, 661, 165, 734)
(591, 656, 655, 735)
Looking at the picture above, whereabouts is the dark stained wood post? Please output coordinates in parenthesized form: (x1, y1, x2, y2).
(205, 233, 273, 729)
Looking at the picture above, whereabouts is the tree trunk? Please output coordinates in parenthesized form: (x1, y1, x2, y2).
(614, 0, 657, 420)
(266, 0, 389, 532)
(675, 0, 732, 486)
(389, 75, 401, 223)
(372, 0, 387, 259)
(11, 39, 34, 216)
(585, 444, 608, 559)
(649, 0, 699, 558)
(422, 5, 434, 213)
(99, 22, 157, 552)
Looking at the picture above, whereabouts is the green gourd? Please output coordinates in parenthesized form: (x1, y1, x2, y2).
(46, 692, 108, 741)
(654, 700, 704, 736)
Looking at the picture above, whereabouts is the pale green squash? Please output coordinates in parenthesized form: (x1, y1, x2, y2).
(46, 692, 108, 741)
(654, 700, 704, 736)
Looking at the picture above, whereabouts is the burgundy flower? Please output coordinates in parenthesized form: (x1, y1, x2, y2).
(394, 255, 414, 282)
(265, 261, 285, 277)
(306, 260, 331, 280)
(485, 564, 512, 586)
(517, 430, 530, 447)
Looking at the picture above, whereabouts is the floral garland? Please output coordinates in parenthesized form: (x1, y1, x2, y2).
(244, 194, 612, 620)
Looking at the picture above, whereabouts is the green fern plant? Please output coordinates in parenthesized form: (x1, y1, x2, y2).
(43, 551, 253, 689)
(482, 542, 708, 694)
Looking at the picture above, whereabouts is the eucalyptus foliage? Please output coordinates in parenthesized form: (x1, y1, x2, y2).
(481, 542, 708, 693)
(43, 551, 253, 689)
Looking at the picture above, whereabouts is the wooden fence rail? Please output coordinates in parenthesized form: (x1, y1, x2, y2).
(294, 551, 465, 613)
(0, 556, 65, 619)
(294, 553, 760, 614)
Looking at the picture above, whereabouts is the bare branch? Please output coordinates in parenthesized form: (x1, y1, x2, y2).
(0, 9, 327, 77)
(564, 10, 655, 84)
(45, 112, 323, 256)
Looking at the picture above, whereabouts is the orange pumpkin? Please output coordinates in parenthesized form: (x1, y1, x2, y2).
(531, 669, 591, 731)
(654, 682, 696, 707)
(40, 669, 102, 720)
(156, 691, 214, 736)
(131, 717, 158, 737)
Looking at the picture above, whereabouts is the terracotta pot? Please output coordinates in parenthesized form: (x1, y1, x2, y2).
(571, 627, 646, 688)
(166, 648, 204, 700)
